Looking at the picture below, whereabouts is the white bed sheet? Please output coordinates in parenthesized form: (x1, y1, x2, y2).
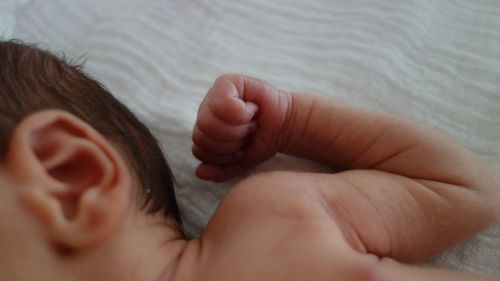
(3, 0, 499, 274)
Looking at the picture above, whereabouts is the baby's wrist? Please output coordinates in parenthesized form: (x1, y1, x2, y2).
(276, 91, 315, 155)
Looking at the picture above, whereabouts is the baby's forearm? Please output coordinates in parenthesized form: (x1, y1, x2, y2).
(279, 91, 499, 198)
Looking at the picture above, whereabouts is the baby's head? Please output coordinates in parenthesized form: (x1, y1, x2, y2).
(0, 41, 184, 280)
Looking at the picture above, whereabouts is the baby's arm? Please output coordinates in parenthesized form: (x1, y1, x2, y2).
(280, 90, 498, 191)
(373, 258, 499, 281)
(278, 90, 500, 261)
(193, 74, 499, 261)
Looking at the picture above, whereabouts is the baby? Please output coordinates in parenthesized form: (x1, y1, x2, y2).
(0, 41, 498, 281)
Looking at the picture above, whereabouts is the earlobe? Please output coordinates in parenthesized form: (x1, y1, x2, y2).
(6, 110, 131, 250)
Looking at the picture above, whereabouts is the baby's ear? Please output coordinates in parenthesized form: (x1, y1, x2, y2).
(6, 110, 131, 250)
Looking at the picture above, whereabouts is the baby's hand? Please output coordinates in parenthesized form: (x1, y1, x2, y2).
(192, 74, 291, 181)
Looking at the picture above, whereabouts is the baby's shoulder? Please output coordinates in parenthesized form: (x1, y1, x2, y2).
(199, 172, 348, 259)
(187, 172, 372, 281)
(217, 171, 327, 221)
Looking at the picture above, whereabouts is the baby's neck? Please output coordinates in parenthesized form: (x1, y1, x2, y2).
(71, 212, 188, 281)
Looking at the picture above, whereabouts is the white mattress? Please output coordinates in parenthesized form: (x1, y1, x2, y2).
(2, 0, 499, 274)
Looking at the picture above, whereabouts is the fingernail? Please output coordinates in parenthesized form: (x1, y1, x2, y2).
(245, 102, 259, 117)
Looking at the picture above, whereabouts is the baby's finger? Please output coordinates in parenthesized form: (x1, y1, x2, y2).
(192, 144, 243, 165)
(206, 77, 259, 125)
(192, 126, 244, 154)
(196, 108, 257, 141)
(195, 162, 247, 182)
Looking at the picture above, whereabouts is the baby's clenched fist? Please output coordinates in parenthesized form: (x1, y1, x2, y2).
(192, 74, 291, 182)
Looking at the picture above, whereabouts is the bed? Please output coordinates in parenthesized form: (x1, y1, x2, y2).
(2, 0, 499, 274)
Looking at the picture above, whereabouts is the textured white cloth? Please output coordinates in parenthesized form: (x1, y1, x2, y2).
(3, 0, 500, 274)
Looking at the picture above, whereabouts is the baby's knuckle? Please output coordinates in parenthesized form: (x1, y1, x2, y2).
(196, 119, 212, 135)
(192, 129, 202, 143)
(192, 147, 209, 162)
(191, 144, 201, 156)
(216, 73, 242, 83)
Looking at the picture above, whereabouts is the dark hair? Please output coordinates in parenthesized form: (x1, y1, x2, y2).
(0, 40, 181, 228)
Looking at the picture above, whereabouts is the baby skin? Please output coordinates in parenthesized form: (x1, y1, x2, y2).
(187, 74, 500, 280)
